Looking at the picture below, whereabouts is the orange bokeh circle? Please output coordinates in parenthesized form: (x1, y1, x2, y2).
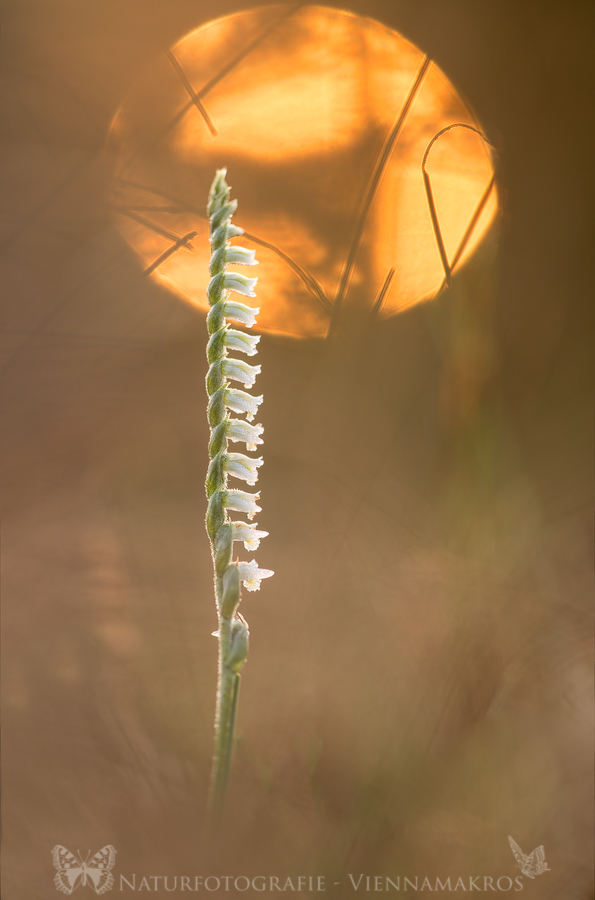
(109, 5, 498, 338)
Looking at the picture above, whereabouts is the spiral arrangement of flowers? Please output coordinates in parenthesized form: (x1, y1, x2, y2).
(205, 169, 273, 815)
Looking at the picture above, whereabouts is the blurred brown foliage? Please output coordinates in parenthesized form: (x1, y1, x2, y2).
(1, 2, 592, 898)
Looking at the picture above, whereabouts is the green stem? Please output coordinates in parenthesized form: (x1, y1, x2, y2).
(208, 618, 236, 819)
(220, 673, 241, 800)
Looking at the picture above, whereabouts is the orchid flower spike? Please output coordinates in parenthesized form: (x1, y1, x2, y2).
(205, 169, 274, 817)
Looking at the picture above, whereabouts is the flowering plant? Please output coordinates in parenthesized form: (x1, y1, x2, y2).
(204, 170, 273, 816)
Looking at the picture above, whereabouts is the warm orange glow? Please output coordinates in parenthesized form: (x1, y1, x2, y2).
(109, 5, 498, 338)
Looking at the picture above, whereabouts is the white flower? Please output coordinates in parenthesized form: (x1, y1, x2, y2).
(225, 246, 258, 266)
(223, 328, 260, 357)
(223, 272, 258, 298)
(236, 559, 274, 592)
(210, 245, 258, 276)
(223, 300, 260, 328)
(231, 521, 269, 551)
(224, 389, 263, 422)
(224, 453, 263, 486)
(221, 358, 261, 388)
(226, 418, 264, 451)
(224, 490, 261, 520)
(210, 222, 244, 249)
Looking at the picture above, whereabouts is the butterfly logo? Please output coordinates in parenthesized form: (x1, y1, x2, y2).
(508, 835, 550, 879)
(51, 845, 116, 894)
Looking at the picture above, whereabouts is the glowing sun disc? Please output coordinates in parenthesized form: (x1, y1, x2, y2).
(108, 5, 498, 338)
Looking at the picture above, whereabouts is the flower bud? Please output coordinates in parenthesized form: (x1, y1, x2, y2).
(206, 490, 226, 541)
(210, 199, 238, 231)
(228, 617, 249, 673)
(209, 420, 228, 457)
(210, 222, 244, 251)
(207, 272, 225, 306)
(206, 301, 226, 334)
(206, 359, 226, 395)
(207, 168, 229, 214)
(208, 387, 227, 427)
(215, 523, 232, 577)
(220, 564, 241, 619)
(206, 452, 225, 497)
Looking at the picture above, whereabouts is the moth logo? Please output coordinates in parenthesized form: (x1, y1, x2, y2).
(508, 836, 550, 879)
(51, 845, 117, 894)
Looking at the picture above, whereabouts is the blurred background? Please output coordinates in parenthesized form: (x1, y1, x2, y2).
(1, 2, 592, 898)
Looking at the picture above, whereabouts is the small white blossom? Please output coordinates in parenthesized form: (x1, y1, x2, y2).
(231, 521, 269, 551)
(210, 222, 244, 247)
(210, 245, 258, 276)
(225, 246, 258, 266)
(224, 453, 263, 486)
(236, 559, 275, 592)
(226, 418, 264, 451)
(223, 272, 258, 298)
(223, 300, 260, 328)
(224, 490, 261, 520)
(224, 389, 263, 422)
(223, 328, 260, 357)
(222, 358, 261, 388)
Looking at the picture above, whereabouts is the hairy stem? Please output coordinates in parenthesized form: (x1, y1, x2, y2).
(209, 617, 236, 818)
